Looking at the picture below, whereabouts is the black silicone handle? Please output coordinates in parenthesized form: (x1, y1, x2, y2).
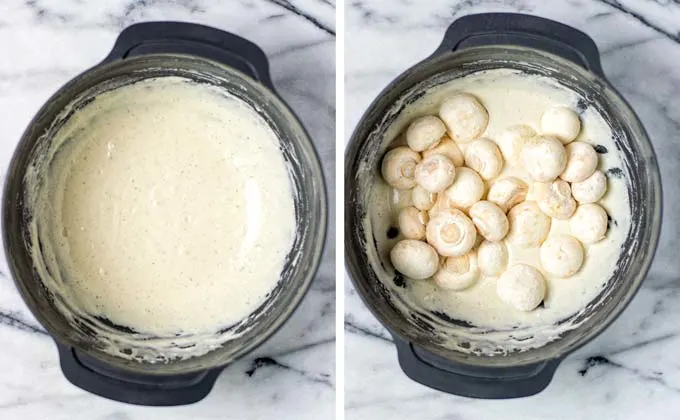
(56, 342, 221, 406)
(102, 21, 275, 89)
(431, 13, 604, 78)
(394, 337, 560, 398)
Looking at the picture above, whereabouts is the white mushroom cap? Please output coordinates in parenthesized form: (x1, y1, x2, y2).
(464, 138, 504, 181)
(415, 154, 456, 193)
(439, 93, 489, 143)
(390, 239, 439, 280)
(571, 170, 608, 204)
(398, 207, 429, 240)
(412, 185, 437, 210)
(506, 201, 552, 247)
(569, 203, 608, 244)
(477, 240, 509, 276)
(381, 147, 421, 190)
(560, 141, 598, 183)
(469, 201, 509, 242)
(426, 209, 477, 257)
(497, 264, 546, 311)
(539, 234, 584, 278)
(521, 135, 567, 182)
(540, 106, 581, 144)
(427, 191, 453, 219)
(433, 252, 480, 291)
(442, 167, 485, 210)
(533, 180, 577, 220)
(496, 125, 536, 164)
(423, 136, 464, 167)
(487, 177, 529, 212)
(406, 115, 447, 152)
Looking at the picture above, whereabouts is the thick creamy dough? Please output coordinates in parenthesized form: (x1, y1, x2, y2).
(365, 69, 631, 352)
(26, 77, 296, 340)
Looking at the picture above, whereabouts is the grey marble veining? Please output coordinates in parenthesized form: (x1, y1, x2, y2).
(0, 0, 335, 419)
(345, 1, 680, 418)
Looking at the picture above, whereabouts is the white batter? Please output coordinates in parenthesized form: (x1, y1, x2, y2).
(26, 77, 296, 341)
(364, 69, 631, 353)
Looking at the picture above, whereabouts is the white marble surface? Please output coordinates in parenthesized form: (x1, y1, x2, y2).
(345, 1, 680, 419)
(0, 0, 335, 419)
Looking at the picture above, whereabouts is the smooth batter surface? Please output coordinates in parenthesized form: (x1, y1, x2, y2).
(365, 69, 631, 352)
(26, 77, 296, 339)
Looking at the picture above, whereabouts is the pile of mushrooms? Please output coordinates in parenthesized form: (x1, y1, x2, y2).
(383, 93, 610, 312)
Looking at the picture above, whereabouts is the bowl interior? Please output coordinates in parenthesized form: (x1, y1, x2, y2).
(345, 46, 661, 367)
(4, 54, 326, 373)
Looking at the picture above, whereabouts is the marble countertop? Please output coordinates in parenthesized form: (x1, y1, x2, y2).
(0, 0, 335, 419)
(345, 1, 680, 419)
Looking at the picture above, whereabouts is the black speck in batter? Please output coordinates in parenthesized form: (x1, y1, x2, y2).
(386, 226, 399, 239)
(606, 167, 624, 179)
(594, 144, 608, 154)
(393, 272, 406, 288)
(576, 98, 588, 112)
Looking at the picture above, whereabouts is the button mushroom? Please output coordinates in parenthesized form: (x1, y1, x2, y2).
(487, 177, 528, 212)
(423, 136, 464, 167)
(539, 234, 584, 278)
(469, 201, 509, 242)
(381, 146, 421, 190)
(414, 154, 456, 193)
(506, 201, 551, 247)
(533, 180, 577, 220)
(571, 170, 607, 204)
(433, 252, 480, 291)
(464, 138, 504, 181)
(569, 203, 608, 244)
(521, 135, 567, 182)
(412, 185, 437, 211)
(439, 93, 488, 143)
(477, 240, 509, 276)
(540, 106, 581, 144)
(406, 115, 447, 152)
(496, 264, 546, 311)
(441, 167, 485, 210)
(560, 141, 598, 183)
(389, 239, 439, 280)
(426, 209, 477, 257)
(398, 206, 429, 240)
(496, 125, 536, 164)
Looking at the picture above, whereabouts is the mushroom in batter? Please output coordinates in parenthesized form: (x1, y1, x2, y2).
(433, 252, 480, 291)
(477, 240, 509, 276)
(412, 185, 437, 211)
(406, 115, 447, 152)
(464, 138, 504, 181)
(540, 106, 581, 144)
(426, 209, 477, 257)
(441, 167, 485, 210)
(398, 206, 429, 240)
(497, 264, 546, 311)
(496, 124, 536, 164)
(469, 201, 509, 242)
(534, 180, 577, 220)
(521, 135, 567, 182)
(389, 239, 439, 280)
(487, 177, 528, 212)
(560, 141, 598, 183)
(569, 203, 608, 244)
(438, 93, 488, 143)
(571, 170, 607, 204)
(381, 146, 421, 190)
(540, 234, 584, 278)
(423, 136, 464, 167)
(506, 201, 551, 247)
(415, 154, 456, 193)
